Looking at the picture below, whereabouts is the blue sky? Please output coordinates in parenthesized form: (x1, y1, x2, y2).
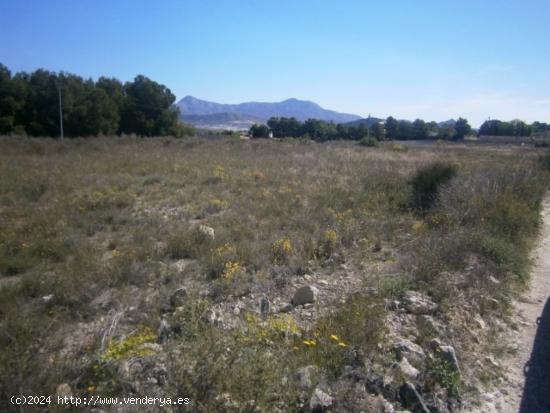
(1, 0, 549, 126)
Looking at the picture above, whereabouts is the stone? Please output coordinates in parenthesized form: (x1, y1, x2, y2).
(428, 338, 442, 350)
(55, 383, 73, 397)
(473, 314, 486, 330)
(292, 285, 319, 306)
(399, 382, 430, 413)
(437, 345, 460, 372)
(485, 355, 499, 368)
(198, 224, 215, 240)
(170, 287, 187, 309)
(401, 291, 438, 315)
(41, 294, 54, 304)
(279, 303, 293, 313)
(296, 365, 320, 390)
(309, 387, 333, 412)
(172, 259, 193, 273)
(416, 315, 439, 334)
(398, 358, 420, 380)
(394, 338, 426, 366)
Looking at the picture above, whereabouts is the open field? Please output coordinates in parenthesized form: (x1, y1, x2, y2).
(0, 137, 548, 412)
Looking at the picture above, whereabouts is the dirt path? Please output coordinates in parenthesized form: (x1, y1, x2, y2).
(481, 196, 550, 412)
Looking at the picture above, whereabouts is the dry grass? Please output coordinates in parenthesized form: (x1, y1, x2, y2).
(0, 136, 547, 411)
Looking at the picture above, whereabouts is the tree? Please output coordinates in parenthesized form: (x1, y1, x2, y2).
(0, 63, 17, 134)
(371, 122, 386, 140)
(249, 123, 270, 138)
(412, 119, 428, 140)
(120, 75, 180, 136)
(385, 116, 399, 140)
(454, 118, 471, 140)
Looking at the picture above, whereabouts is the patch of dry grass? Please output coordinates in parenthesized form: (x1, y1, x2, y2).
(0, 136, 547, 411)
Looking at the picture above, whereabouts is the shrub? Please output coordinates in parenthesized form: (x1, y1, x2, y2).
(410, 162, 457, 212)
(358, 137, 379, 147)
(539, 149, 550, 171)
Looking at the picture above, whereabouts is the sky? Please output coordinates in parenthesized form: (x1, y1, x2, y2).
(1, 0, 549, 126)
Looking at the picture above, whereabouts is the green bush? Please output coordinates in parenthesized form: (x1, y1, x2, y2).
(410, 162, 457, 211)
(358, 137, 379, 147)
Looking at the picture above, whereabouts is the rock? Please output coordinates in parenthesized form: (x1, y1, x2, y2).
(172, 259, 193, 273)
(296, 365, 320, 391)
(399, 382, 430, 413)
(428, 338, 442, 350)
(198, 224, 215, 240)
(154, 241, 168, 256)
(41, 294, 54, 304)
(55, 383, 72, 397)
(394, 338, 426, 366)
(416, 315, 439, 334)
(386, 299, 401, 311)
(473, 314, 486, 330)
(259, 297, 270, 318)
(292, 285, 319, 306)
(401, 291, 438, 315)
(397, 358, 420, 380)
(437, 345, 460, 372)
(279, 303, 293, 313)
(309, 387, 333, 412)
(157, 318, 171, 342)
(170, 287, 187, 309)
(90, 289, 113, 310)
(485, 355, 499, 368)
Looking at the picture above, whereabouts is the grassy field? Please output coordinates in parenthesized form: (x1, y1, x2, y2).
(0, 136, 547, 412)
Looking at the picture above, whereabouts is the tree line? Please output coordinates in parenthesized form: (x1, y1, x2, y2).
(478, 119, 550, 137)
(0, 63, 194, 137)
(250, 116, 472, 141)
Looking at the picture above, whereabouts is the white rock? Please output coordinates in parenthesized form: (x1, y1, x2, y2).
(198, 224, 215, 240)
(398, 357, 420, 380)
(309, 387, 333, 411)
(401, 291, 438, 315)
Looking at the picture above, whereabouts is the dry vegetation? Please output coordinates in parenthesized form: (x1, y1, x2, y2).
(0, 136, 548, 412)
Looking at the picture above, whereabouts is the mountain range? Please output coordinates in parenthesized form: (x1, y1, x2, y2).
(177, 96, 361, 130)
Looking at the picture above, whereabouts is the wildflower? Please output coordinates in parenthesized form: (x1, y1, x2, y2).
(87, 385, 96, 393)
(222, 261, 241, 280)
(330, 334, 339, 342)
(412, 220, 426, 232)
(324, 229, 338, 243)
(338, 342, 347, 348)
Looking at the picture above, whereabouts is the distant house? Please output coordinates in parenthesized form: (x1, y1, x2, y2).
(268, 131, 274, 139)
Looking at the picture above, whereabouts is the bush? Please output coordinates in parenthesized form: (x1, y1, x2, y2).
(358, 137, 379, 147)
(539, 149, 550, 171)
(410, 162, 457, 212)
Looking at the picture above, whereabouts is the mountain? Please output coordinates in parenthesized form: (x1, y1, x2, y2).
(438, 119, 456, 128)
(345, 117, 384, 127)
(177, 96, 361, 129)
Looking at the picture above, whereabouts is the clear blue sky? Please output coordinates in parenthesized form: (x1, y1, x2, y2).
(1, 0, 549, 126)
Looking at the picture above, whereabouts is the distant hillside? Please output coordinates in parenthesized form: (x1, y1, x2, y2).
(181, 113, 263, 131)
(177, 96, 361, 129)
(345, 117, 384, 127)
